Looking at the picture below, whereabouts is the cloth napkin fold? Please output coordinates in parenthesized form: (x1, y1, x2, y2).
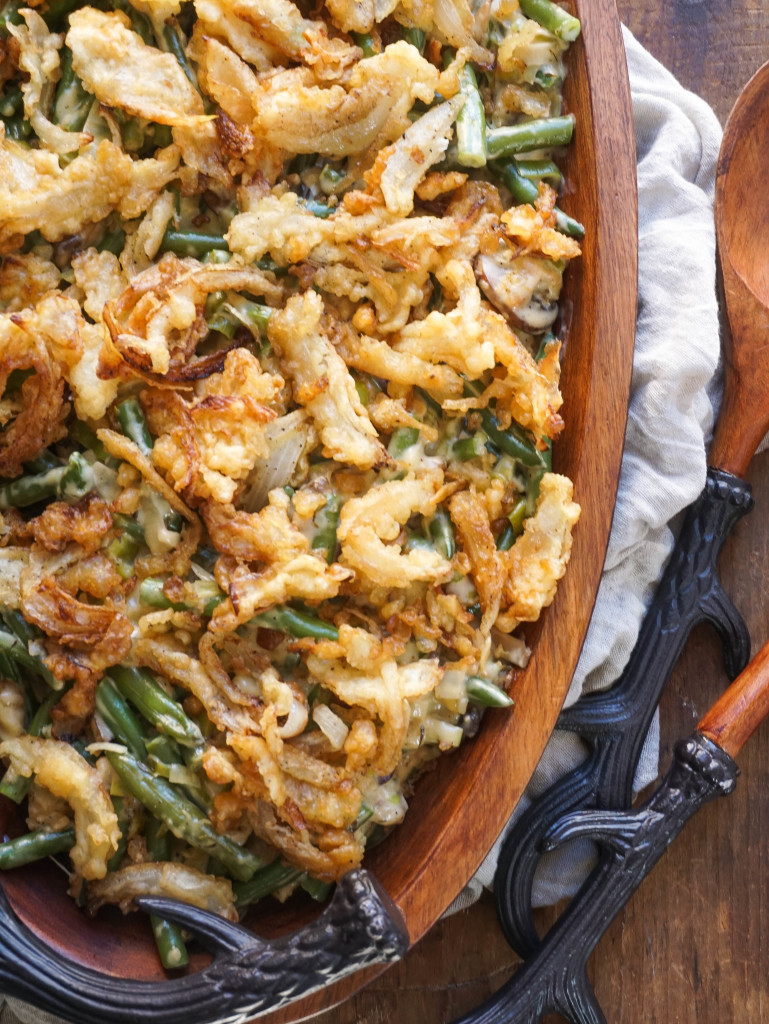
(449, 25, 724, 913)
(0, 26, 725, 1024)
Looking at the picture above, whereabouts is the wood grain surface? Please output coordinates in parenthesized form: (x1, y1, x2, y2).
(305, 1, 769, 1021)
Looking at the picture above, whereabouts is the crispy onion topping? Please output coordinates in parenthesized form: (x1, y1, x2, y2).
(87, 861, 238, 921)
(0, 328, 68, 478)
(0, 736, 119, 879)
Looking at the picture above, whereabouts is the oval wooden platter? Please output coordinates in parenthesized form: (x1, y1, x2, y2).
(0, 0, 637, 1018)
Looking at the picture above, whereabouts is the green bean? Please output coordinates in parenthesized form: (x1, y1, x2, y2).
(205, 307, 238, 339)
(318, 164, 345, 195)
(456, 63, 487, 168)
(145, 817, 190, 969)
(100, 223, 126, 256)
(484, 413, 546, 467)
(146, 735, 212, 812)
(112, 513, 145, 544)
(160, 229, 229, 258)
(164, 511, 183, 533)
(401, 26, 425, 52)
(462, 383, 545, 468)
(0, 85, 22, 119)
(351, 31, 377, 56)
(116, 398, 153, 456)
(0, 0, 23, 37)
(353, 374, 381, 407)
(256, 255, 289, 277)
(139, 577, 225, 616)
(388, 426, 420, 458)
(416, 386, 442, 417)
(4, 369, 33, 396)
(207, 296, 273, 338)
(0, 629, 57, 689)
(69, 420, 112, 464)
(3, 116, 31, 142)
(300, 197, 335, 219)
(428, 509, 455, 560)
(52, 47, 91, 133)
(311, 495, 341, 564)
(508, 497, 528, 535)
(301, 876, 333, 901)
(106, 796, 129, 872)
(109, 536, 139, 580)
(489, 160, 585, 238)
(352, 800, 374, 831)
(107, 666, 204, 751)
(541, 439, 552, 472)
(0, 466, 62, 509)
(466, 675, 513, 707)
(119, 115, 146, 153)
(428, 276, 444, 312)
(41, 0, 83, 29)
(162, 23, 198, 90)
(106, 750, 263, 882)
(404, 530, 435, 555)
(451, 431, 487, 461)
(146, 735, 205, 793)
(485, 114, 575, 159)
(0, 828, 75, 869)
(140, 578, 183, 611)
(519, 0, 580, 41)
(145, 733, 183, 769)
(496, 521, 516, 552)
(95, 677, 148, 761)
(491, 158, 539, 205)
(202, 249, 230, 266)
(252, 606, 340, 642)
(112, 0, 153, 43)
(515, 158, 563, 188)
(554, 207, 585, 239)
(288, 152, 317, 174)
(1, 608, 35, 644)
(534, 67, 561, 90)
(59, 452, 94, 501)
(29, 686, 62, 730)
(232, 859, 305, 908)
(497, 497, 528, 550)
(193, 546, 219, 573)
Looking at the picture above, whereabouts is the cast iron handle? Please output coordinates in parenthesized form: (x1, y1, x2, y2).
(494, 466, 753, 959)
(0, 868, 408, 1024)
(452, 733, 740, 1024)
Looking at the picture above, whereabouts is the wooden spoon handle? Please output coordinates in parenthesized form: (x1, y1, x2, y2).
(709, 330, 769, 478)
(698, 637, 769, 758)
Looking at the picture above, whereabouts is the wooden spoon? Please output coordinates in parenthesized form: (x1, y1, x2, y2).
(701, 56, 769, 754)
(712, 58, 769, 476)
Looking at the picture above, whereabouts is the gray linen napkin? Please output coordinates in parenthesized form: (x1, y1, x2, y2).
(0, 25, 725, 1022)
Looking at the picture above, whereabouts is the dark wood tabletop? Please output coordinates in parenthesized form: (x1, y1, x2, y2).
(309, 2, 769, 1021)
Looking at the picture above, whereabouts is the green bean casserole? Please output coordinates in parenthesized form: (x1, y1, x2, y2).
(0, 0, 582, 967)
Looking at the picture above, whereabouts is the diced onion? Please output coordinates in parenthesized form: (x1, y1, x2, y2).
(424, 718, 464, 749)
(364, 777, 408, 825)
(241, 411, 312, 512)
(312, 704, 349, 751)
(85, 741, 131, 755)
(435, 669, 466, 702)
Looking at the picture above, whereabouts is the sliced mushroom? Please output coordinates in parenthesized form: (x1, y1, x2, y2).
(475, 252, 562, 333)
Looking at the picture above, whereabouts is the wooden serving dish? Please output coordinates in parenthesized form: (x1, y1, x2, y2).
(0, 0, 637, 1019)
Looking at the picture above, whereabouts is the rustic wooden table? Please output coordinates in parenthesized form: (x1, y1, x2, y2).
(310, 2, 769, 1021)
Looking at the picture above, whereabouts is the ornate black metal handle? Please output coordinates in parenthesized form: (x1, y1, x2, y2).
(0, 868, 408, 1024)
(494, 466, 753, 959)
(452, 733, 740, 1024)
